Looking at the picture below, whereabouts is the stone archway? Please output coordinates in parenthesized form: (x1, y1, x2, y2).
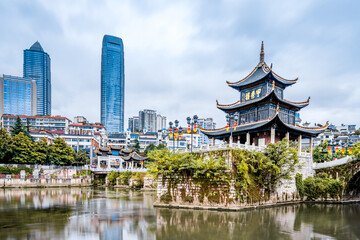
(345, 171, 360, 198)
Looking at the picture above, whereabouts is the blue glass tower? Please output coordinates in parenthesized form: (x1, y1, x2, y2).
(0, 75, 37, 116)
(24, 41, 51, 116)
(101, 35, 125, 133)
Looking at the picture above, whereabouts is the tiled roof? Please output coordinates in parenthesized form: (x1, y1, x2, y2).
(200, 113, 327, 139)
(226, 63, 298, 90)
(216, 89, 309, 112)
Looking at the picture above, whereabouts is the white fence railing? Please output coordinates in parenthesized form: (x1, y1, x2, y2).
(91, 167, 147, 173)
(177, 143, 266, 153)
(176, 143, 311, 157)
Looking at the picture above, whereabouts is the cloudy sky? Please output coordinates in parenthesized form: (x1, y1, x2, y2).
(0, 0, 359, 129)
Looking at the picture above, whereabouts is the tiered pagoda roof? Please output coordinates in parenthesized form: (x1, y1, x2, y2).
(200, 111, 329, 139)
(226, 42, 298, 90)
(216, 88, 310, 113)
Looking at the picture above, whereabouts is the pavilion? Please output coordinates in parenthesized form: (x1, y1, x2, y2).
(200, 42, 328, 154)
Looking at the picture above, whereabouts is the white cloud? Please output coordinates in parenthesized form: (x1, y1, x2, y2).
(0, 0, 359, 129)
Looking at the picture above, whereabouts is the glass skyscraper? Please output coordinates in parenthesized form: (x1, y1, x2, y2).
(101, 35, 125, 133)
(0, 75, 37, 116)
(24, 41, 51, 116)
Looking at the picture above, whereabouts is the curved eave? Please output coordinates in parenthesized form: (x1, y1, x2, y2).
(200, 114, 327, 138)
(226, 64, 269, 88)
(199, 113, 279, 137)
(216, 90, 310, 112)
(123, 152, 149, 161)
(271, 72, 298, 85)
(226, 63, 298, 90)
(293, 121, 330, 134)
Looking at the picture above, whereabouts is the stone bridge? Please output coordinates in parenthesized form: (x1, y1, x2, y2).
(314, 156, 360, 198)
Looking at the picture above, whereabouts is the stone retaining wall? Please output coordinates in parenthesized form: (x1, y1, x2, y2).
(0, 178, 92, 187)
(155, 175, 302, 208)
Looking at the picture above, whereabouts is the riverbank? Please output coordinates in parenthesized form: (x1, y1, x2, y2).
(154, 199, 360, 212)
(0, 178, 92, 188)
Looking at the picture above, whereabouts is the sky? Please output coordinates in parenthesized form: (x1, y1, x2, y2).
(0, 0, 359, 129)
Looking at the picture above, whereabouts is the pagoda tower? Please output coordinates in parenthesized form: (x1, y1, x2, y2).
(200, 42, 328, 154)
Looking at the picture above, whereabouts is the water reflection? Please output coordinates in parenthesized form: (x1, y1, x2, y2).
(0, 188, 359, 240)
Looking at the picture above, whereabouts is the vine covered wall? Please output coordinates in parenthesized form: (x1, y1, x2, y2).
(148, 139, 307, 207)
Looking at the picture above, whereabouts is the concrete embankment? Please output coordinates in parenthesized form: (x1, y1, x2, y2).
(0, 178, 92, 188)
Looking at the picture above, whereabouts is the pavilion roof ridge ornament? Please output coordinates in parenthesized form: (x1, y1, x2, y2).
(260, 41, 264, 63)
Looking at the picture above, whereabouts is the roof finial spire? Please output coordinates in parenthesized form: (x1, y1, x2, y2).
(260, 41, 264, 63)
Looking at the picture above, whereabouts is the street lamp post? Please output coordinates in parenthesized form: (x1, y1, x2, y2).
(169, 120, 179, 152)
(177, 127, 183, 150)
(226, 114, 238, 146)
(186, 115, 198, 153)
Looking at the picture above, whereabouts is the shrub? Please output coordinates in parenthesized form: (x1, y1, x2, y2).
(119, 171, 133, 185)
(0, 166, 33, 175)
(295, 173, 304, 198)
(160, 193, 172, 203)
(184, 196, 194, 203)
(303, 176, 343, 200)
(107, 171, 120, 185)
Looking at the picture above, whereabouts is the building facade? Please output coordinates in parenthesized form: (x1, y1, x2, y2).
(200, 42, 327, 154)
(0, 75, 37, 116)
(130, 109, 167, 132)
(1, 114, 71, 133)
(101, 35, 125, 133)
(197, 118, 216, 145)
(30, 131, 101, 162)
(73, 116, 88, 124)
(139, 109, 156, 132)
(68, 122, 106, 136)
(128, 116, 140, 132)
(24, 41, 51, 116)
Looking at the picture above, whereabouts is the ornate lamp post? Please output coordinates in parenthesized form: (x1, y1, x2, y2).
(226, 114, 238, 145)
(186, 115, 198, 153)
(169, 120, 179, 152)
(177, 127, 183, 150)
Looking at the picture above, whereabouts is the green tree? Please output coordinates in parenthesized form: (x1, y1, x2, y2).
(11, 116, 24, 136)
(10, 116, 32, 140)
(32, 138, 49, 164)
(264, 138, 299, 184)
(0, 128, 13, 163)
(11, 132, 35, 164)
(313, 140, 332, 163)
(48, 138, 75, 165)
(73, 150, 89, 165)
(144, 143, 156, 154)
(133, 139, 140, 153)
(156, 143, 167, 150)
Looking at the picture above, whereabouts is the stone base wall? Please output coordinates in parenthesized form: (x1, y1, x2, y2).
(275, 155, 313, 196)
(143, 177, 156, 189)
(0, 178, 92, 187)
(155, 175, 303, 208)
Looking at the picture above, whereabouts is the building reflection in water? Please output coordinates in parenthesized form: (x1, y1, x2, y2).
(0, 188, 359, 240)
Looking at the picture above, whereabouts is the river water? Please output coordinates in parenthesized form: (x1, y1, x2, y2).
(0, 188, 359, 240)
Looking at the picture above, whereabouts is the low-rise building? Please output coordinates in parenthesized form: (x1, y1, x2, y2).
(68, 122, 106, 136)
(93, 147, 149, 172)
(30, 130, 101, 162)
(1, 114, 71, 133)
(197, 118, 216, 145)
